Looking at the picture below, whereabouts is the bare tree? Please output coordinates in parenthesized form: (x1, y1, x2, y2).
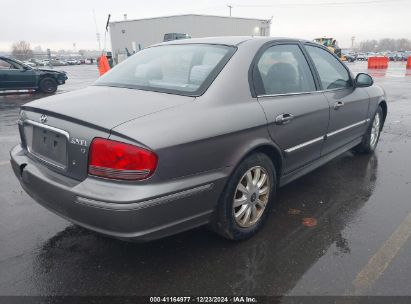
(11, 41, 33, 60)
(359, 40, 378, 52)
(378, 38, 395, 52)
(359, 38, 411, 52)
(397, 38, 411, 51)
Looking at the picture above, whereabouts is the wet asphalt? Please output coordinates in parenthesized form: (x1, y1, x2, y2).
(0, 62, 410, 297)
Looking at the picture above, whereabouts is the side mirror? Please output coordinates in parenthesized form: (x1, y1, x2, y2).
(355, 73, 373, 87)
(20, 65, 29, 71)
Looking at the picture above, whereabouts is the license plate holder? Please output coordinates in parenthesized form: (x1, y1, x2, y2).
(25, 124, 68, 169)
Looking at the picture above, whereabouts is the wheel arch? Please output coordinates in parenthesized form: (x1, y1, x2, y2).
(38, 73, 58, 82)
(378, 100, 388, 124)
(233, 142, 284, 183)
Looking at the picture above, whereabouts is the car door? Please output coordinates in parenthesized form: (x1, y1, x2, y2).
(304, 44, 370, 156)
(0, 58, 15, 89)
(253, 43, 330, 173)
(8, 60, 36, 89)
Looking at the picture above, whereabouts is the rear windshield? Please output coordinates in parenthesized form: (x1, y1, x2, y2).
(94, 44, 236, 96)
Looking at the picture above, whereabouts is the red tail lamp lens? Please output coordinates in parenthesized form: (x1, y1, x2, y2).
(88, 138, 158, 180)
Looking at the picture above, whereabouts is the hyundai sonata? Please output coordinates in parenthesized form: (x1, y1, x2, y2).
(11, 37, 387, 241)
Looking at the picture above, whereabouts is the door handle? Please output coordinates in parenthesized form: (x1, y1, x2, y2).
(275, 113, 294, 125)
(334, 101, 345, 110)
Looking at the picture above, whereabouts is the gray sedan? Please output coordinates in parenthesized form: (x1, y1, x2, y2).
(10, 37, 387, 241)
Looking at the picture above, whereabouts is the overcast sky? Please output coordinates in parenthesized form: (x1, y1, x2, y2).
(0, 0, 410, 52)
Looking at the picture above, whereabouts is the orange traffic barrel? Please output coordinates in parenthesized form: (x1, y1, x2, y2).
(383, 57, 389, 69)
(407, 56, 411, 69)
(368, 57, 388, 69)
(98, 55, 111, 76)
(368, 57, 376, 69)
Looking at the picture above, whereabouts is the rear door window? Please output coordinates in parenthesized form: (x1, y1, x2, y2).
(254, 44, 316, 95)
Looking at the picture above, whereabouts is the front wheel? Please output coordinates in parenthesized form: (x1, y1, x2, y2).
(210, 153, 277, 241)
(354, 106, 383, 154)
(39, 77, 58, 94)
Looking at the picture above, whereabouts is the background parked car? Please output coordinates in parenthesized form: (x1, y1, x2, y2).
(344, 53, 356, 62)
(22, 61, 36, 67)
(66, 59, 80, 65)
(366, 52, 377, 60)
(0, 56, 67, 93)
(29, 59, 47, 66)
(387, 52, 399, 61)
(397, 52, 408, 61)
(49, 59, 67, 66)
(356, 53, 368, 61)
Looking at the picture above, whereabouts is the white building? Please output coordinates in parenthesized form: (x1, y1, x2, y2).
(109, 14, 271, 61)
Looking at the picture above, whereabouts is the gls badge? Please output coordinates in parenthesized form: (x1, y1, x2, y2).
(70, 138, 87, 146)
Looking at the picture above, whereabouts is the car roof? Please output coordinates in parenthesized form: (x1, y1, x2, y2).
(152, 36, 310, 47)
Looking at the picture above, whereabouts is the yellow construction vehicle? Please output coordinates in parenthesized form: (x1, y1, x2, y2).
(313, 37, 346, 61)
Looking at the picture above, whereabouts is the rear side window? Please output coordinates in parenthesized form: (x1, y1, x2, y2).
(254, 44, 316, 96)
(305, 45, 352, 90)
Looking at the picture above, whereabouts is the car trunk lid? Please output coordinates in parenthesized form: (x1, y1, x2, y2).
(20, 86, 193, 180)
(23, 86, 193, 129)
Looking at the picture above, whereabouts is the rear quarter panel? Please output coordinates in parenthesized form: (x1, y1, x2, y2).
(110, 100, 273, 181)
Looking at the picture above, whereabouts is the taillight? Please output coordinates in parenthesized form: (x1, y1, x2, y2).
(88, 138, 158, 180)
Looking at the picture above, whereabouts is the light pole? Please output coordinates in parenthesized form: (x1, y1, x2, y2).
(227, 5, 232, 17)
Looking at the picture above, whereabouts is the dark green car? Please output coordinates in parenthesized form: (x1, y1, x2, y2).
(0, 56, 68, 93)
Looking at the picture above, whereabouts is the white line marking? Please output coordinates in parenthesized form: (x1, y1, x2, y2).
(352, 210, 411, 295)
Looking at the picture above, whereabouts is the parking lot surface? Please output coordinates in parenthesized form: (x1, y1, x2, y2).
(0, 62, 411, 296)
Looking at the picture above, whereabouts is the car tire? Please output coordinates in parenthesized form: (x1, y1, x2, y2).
(354, 106, 383, 154)
(209, 153, 277, 241)
(39, 77, 58, 94)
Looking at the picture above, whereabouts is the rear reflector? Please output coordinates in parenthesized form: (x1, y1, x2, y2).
(88, 138, 158, 180)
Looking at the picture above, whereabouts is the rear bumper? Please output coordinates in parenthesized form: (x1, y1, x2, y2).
(10, 144, 228, 241)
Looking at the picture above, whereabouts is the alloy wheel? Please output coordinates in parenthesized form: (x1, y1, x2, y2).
(233, 166, 270, 228)
(370, 113, 381, 148)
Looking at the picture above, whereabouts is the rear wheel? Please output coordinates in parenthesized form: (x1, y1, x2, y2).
(39, 77, 58, 94)
(210, 153, 276, 240)
(354, 106, 383, 154)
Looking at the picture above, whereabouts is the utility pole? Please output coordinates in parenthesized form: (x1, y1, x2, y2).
(227, 5, 232, 17)
(351, 36, 356, 50)
(93, 10, 101, 52)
